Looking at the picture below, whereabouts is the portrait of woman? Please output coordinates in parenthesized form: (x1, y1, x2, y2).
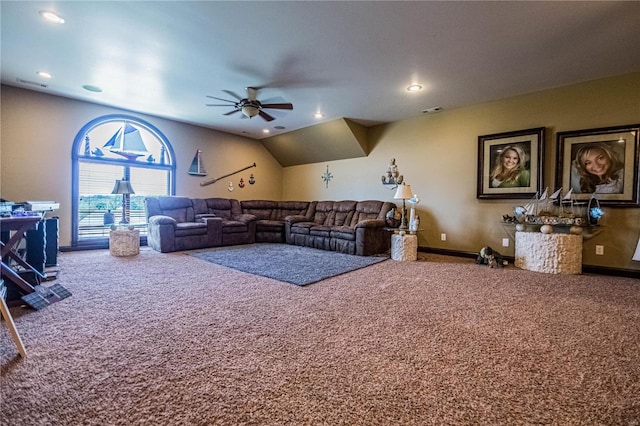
(571, 143, 624, 194)
(489, 144, 530, 188)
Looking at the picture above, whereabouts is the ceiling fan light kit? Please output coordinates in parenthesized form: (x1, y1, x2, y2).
(242, 105, 259, 118)
(206, 86, 293, 122)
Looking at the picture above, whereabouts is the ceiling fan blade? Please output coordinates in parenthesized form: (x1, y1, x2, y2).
(206, 95, 236, 103)
(223, 109, 241, 116)
(206, 103, 235, 107)
(261, 103, 293, 110)
(221, 90, 243, 101)
(258, 110, 275, 122)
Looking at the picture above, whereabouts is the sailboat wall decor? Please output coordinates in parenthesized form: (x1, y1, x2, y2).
(103, 122, 149, 161)
(505, 187, 598, 228)
(188, 150, 207, 176)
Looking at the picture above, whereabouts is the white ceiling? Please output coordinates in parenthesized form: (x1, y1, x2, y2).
(2, 1, 640, 140)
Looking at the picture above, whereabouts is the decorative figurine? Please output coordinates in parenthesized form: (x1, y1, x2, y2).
(382, 158, 403, 189)
(103, 209, 115, 226)
(476, 246, 508, 268)
(408, 194, 420, 231)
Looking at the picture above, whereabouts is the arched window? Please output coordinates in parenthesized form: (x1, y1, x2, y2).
(71, 114, 176, 248)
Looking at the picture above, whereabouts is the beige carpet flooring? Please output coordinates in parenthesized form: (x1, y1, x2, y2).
(1, 247, 639, 425)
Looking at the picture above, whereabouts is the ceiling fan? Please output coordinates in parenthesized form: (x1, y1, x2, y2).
(206, 87, 293, 122)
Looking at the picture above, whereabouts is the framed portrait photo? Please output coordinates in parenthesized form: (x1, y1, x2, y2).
(477, 127, 544, 199)
(556, 124, 640, 207)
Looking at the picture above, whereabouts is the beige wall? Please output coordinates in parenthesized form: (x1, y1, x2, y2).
(0, 86, 283, 246)
(283, 73, 640, 271)
(2, 74, 639, 272)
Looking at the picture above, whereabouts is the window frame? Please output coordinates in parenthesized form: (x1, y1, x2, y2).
(71, 114, 176, 248)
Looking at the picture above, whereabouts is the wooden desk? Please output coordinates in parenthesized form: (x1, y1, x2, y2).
(1, 215, 42, 295)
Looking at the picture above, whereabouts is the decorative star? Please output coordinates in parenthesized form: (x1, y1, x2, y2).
(322, 165, 333, 188)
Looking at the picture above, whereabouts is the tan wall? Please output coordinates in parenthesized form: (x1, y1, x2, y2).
(283, 73, 640, 271)
(0, 86, 283, 246)
(2, 74, 639, 271)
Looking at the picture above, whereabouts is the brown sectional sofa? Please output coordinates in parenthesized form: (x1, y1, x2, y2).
(285, 200, 394, 256)
(239, 200, 312, 243)
(144, 196, 394, 256)
(145, 196, 255, 253)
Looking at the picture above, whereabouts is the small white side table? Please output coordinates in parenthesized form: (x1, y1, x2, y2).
(109, 228, 140, 257)
(391, 233, 418, 261)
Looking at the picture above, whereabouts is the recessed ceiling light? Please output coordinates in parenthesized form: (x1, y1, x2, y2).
(39, 10, 65, 24)
(406, 83, 423, 92)
(82, 84, 103, 93)
(274, 125, 286, 130)
(262, 129, 270, 134)
(37, 71, 52, 79)
(314, 112, 324, 119)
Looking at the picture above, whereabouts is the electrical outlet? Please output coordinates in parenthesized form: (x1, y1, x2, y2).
(595, 245, 604, 255)
(440, 233, 447, 241)
(502, 238, 510, 247)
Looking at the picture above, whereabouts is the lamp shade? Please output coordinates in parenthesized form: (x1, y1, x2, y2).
(394, 183, 413, 200)
(111, 179, 135, 195)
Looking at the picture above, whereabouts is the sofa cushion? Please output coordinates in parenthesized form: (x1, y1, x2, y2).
(241, 200, 277, 220)
(204, 198, 244, 219)
(174, 222, 209, 237)
(330, 226, 356, 241)
(162, 208, 189, 223)
(256, 219, 284, 232)
(312, 201, 335, 225)
(332, 201, 357, 226)
(350, 200, 386, 226)
(310, 225, 331, 237)
(149, 215, 177, 226)
(222, 220, 249, 234)
(276, 201, 310, 220)
(145, 196, 195, 222)
(291, 222, 314, 235)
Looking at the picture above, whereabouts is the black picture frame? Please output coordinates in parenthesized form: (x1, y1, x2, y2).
(477, 127, 545, 199)
(556, 124, 640, 207)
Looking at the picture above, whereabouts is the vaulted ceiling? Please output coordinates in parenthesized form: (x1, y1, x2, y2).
(2, 1, 639, 164)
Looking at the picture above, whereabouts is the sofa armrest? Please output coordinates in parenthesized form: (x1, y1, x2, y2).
(355, 218, 386, 229)
(203, 216, 223, 246)
(233, 213, 257, 224)
(196, 213, 218, 222)
(284, 214, 308, 224)
(149, 215, 177, 226)
(147, 215, 177, 253)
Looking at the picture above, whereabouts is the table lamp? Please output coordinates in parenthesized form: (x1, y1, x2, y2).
(112, 179, 135, 224)
(394, 183, 413, 230)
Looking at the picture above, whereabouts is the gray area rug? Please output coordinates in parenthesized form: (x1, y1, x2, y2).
(190, 243, 387, 286)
